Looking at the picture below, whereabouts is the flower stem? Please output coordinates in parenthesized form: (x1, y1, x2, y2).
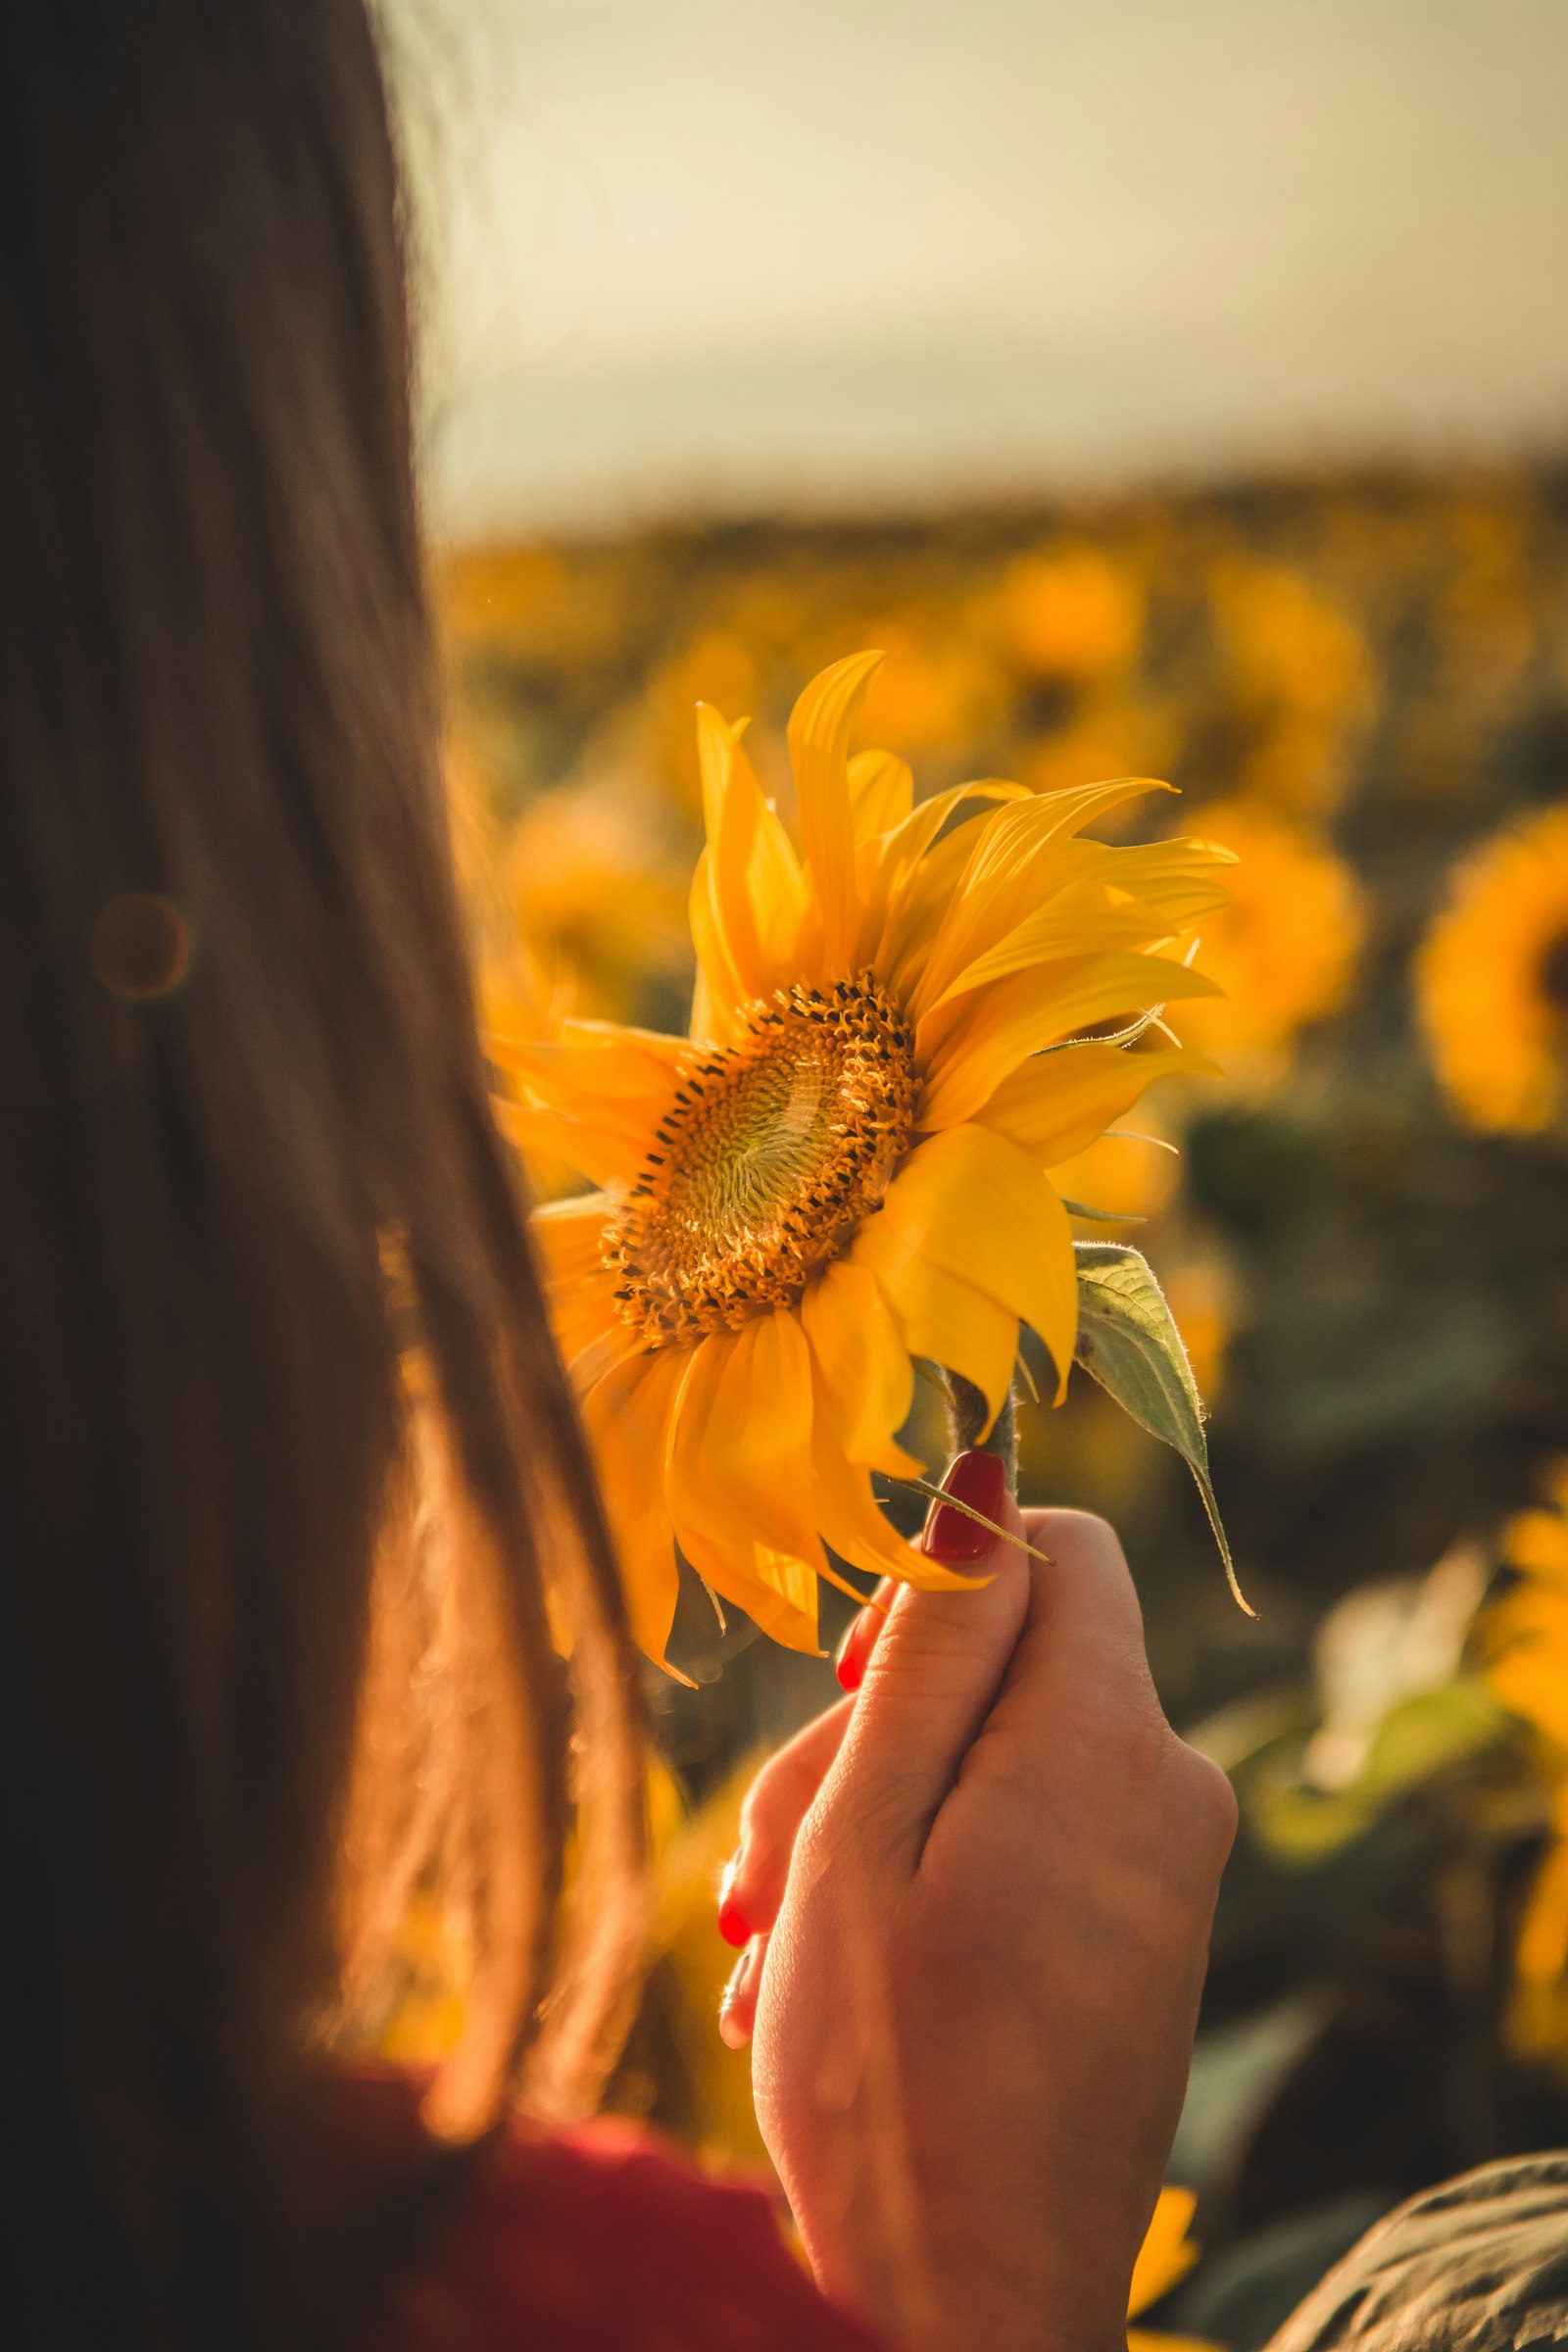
(942, 1370, 1018, 1496)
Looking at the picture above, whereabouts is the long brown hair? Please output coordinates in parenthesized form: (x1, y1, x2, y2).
(0, 3, 646, 2345)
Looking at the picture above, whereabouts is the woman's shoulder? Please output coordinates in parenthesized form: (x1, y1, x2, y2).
(367, 2105, 889, 2352)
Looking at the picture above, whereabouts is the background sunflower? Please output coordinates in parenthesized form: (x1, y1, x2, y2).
(1415, 804, 1568, 1134)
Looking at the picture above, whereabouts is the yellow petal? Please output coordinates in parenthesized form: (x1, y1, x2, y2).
(667, 1310, 825, 1574)
(863, 783, 1030, 985)
(491, 1018, 688, 1112)
(787, 651, 883, 974)
(1093, 836, 1240, 902)
(689, 845, 749, 1029)
(551, 1267, 625, 1379)
(689, 961, 732, 1047)
(848, 746, 914, 842)
(580, 1348, 687, 1664)
(527, 1195, 638, 1396)
(863, 1124, 1078, 1397)
(800, 1260, 920, 1475)
(909, 777, 1173, 1015)
(496, 1099, 650, 1191)
(676, 1525, 822, 1654)
(865, 1255, 1017, 1432)
(976, 1043, 1217, 1168)
(1129, 2188, 1200, 2319)
(811, 1417, 980, 1592)
(919, 851, 1232, 1019)
(919, 953, 1220, 1132)
(529, 1191, 612, 1291)
(494, 1020, 686, 1185)
(899, 829, 1107, 1009)
(694, 703, 808, 1012)
(564, 1315, 648, 1397)
(878, 809, 1008, 999)
(852, 1228, 1019, 1433)
(695, 696, 741, 839)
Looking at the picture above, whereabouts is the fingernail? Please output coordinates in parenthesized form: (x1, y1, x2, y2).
(834, 1578, 894, 1691)
(716, 1859, 751, 1949)
(922, 1447, 1007, 1564)
(835, 1607, 873, 1691)
(718, 1939, 761, 2049)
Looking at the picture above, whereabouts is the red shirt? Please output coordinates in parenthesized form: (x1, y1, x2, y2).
(364, 2108, 890, 2352)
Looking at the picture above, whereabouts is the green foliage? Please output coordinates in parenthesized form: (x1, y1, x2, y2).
(1246, 1680, 1511, 1866)
(1074, 1242, 1249, 1614)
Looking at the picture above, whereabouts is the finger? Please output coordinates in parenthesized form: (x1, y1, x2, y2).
(833, 1577, 895, 1692)
(719, 1696, 856, 1945)
(825, 1450, 1031, 1871)
(717, 1930, 768, 2049)
(997, 1507, 1163, 1740)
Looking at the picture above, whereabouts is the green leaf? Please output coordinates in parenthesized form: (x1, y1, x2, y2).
(1073, 1242, 1252, 1615)
(1247, 1680, 1508, 1865)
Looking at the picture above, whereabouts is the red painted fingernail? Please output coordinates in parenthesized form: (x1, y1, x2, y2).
(717, 1861, 751, 1948)
(835, 1607, 873, 1692)
(835, 1579, 895, 1690)
(922, 1448, 1007, 1564)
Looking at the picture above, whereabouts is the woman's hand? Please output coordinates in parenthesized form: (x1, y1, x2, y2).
(717, 1463, 1237, 2352)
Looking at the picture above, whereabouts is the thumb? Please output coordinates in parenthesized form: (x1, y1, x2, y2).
(828, 1449, 1031, 1873)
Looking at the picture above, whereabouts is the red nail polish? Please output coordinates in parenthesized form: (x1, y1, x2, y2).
(717, 1867, 752, 1948)
(922, 1448, 1007, 1564)
(835, 1580, 895, 1690)
(835, 1607, 872, 1692)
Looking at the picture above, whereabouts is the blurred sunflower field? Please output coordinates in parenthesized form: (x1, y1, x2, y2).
(437, 466, 1568, 2348)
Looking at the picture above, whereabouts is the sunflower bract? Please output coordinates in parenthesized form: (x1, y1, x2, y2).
(497, 652, 1230, 1663)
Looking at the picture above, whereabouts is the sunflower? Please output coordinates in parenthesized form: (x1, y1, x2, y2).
(1416, 804, 1568, 1133)
(1209, 559, 1372, 817)
(1166, 798, 1366, 1073)
(494, 653, 1228, 1663)
(993, 545, 1144, 684)
(1487, 1460, 1568, 2060)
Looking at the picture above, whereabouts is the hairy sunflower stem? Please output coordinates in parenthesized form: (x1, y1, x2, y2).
(942, 1370, 1018, 1496)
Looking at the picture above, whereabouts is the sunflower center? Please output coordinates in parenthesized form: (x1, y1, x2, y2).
(605, 974, 918, 1347)
(1540, 926, 1568, 1017)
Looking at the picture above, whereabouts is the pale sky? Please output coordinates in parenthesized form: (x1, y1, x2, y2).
(385, 0, 1568, 538)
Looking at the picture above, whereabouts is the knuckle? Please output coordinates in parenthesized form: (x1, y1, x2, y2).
(1026, 1508, 1148, 1649)
(1170, 1739, 1240, 1849)
(1198, 1751, 1242, 1842)
(1027, 1505, 1127, 1573)
(1078, 1666, 1172, 1760)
